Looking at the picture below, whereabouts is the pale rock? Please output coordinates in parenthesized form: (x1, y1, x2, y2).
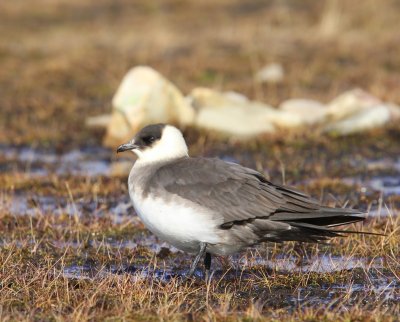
(324, 88, 400, 134)
(189, 87, 307, 138)
(103, 66, 195, 147)
(279, 99, 328, 125)
(189, 87, 275, 137)
(223, 91, 249, 104)
(327, 88, 381, 121)
(188, 87, 246, 110)
(324, 104, 392, 135)
(255, 63, 284, 83)
(267, 109, 306, 128)
(97, 66, 400, 143)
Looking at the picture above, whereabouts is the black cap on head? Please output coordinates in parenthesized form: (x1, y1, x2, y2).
(116, 123, 166, 153)
(133, 123, 166, 148)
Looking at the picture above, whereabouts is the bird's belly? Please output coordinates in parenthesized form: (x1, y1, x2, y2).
(132, 194, 222, 253)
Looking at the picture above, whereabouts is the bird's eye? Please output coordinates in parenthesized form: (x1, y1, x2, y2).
(143, 136, 155, 144)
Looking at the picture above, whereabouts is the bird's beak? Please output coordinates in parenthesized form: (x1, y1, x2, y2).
(116, 141, 139, 153)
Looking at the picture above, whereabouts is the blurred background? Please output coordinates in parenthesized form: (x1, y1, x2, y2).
(1, 0, 400, 146)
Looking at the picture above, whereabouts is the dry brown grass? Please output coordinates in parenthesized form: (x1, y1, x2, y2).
(1, 132, 399, 320)
(1, 0, 400, 320)
(0, 201, 398, 321)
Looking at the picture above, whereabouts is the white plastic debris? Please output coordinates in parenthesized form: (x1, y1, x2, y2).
(254, 63, 284, 83)
(103, 66, 195, 147)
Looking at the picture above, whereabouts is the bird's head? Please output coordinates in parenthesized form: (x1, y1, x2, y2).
(117, 124, 188, 163)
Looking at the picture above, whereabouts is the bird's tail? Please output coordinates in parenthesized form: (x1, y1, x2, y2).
(270, 206, 365, 227)
(264, 207, 382, 243)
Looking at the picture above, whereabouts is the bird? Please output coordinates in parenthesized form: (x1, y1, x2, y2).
(117, 123, 366, 279)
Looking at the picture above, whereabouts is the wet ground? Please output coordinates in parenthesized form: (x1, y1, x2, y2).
(0, 141, 399, 319)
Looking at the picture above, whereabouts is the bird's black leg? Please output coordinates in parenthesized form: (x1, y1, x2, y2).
(204, 252, 211, 270)
(187, 242, 207, 278)
(204, 252, 212, 281)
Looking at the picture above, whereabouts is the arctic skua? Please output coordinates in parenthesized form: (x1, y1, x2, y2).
(117, 123, 367, 278)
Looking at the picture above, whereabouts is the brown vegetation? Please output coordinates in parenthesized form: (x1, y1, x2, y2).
(0, 0, 399, 320)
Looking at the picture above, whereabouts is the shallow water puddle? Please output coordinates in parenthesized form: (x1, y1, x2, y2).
(62, 264, 100, 280)
(59, 249, 385, 279)
(0, 230, 177, 255)
(2, 146, 400, 194)
(341, 175, 400, 197)
(290, 279, 399, 308)
(1, 192, 135, 223)
(240, 254, 385, 273)
(2, 194, 81, 217)
(61, 264, 181, 282)
(0, 146, 118, 177)
(369, 176, 400, 196)
(59, 254, 399, 306)
(358, 157, 400, 173)
(368, 206, 397, 218)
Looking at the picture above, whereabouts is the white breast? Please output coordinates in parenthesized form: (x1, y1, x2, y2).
(130, 190, 222, 253)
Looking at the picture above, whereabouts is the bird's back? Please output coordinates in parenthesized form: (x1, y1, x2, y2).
(129, 157, 365, 255)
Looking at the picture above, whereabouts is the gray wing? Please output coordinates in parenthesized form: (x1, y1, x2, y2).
(149, 157, 332, 223)
(148, 157, 364, 244)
